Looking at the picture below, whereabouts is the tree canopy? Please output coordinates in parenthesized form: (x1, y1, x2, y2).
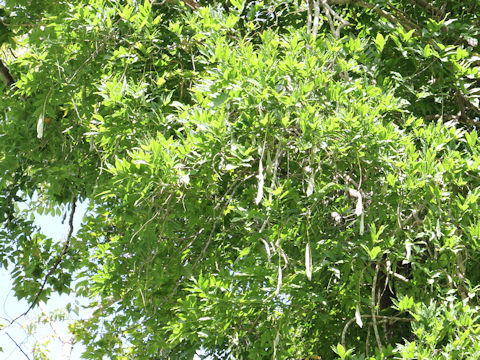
(0, 0, 480, 358)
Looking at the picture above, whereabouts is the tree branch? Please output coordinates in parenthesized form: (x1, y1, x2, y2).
(154, 174, 252, 311)
(164, 0, 199, 10)
(371, 263, 383, 353)
(6, 332, 31, 360)
(320, 0, 336, 38)
(407, 0, 444, 18)
(310, 0, 350, 39)
(341, 314, 412, 348)
(10, 196, 77, 325)
(328, 0, 419, 33)
(312, 0, 322, 38)
(307, 0, 313, 34)
(386, 2, 421, 31)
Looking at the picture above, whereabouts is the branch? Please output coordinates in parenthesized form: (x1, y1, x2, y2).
(328, 0, 419, 33)
(386, 2, 421, 31)
(423, 114, 480, 127)
(371, 263, 383, 352)
(312, 0, 350, 39)
(155, 174, 252, 310)
(407, 0, 444, 18)
(312, 0, 322, 38)
(164, 0, 199, 10)
(324, 0, 350, 30)
(10, 196, 77, 325)
(320, 0, 335, 37)
(456, 251, 468, 301)
(6, 332, 31, 360)
(341, 314, 412, 348)
(307, 0, 313, 34)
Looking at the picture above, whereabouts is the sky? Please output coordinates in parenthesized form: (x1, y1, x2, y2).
(0, 201, 89, 360)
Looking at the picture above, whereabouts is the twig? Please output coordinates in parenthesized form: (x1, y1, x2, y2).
(70, 95, 84, 124)
(386, 2, 421, 31)
(192, 177, 248, 269)
(456, 250, 468, 300)
(325, 0, 350, 37)
(318, 0, 351, 39)
(66, 42, 106, 84)
(156, 175, 252, 309)
(341, 314, 412, 348)
(455, 89, 467, 120)
(371, 263, 383, 352)
(407, 0, 443, 18)
(320, 0, 335, 37)
(167, 60, 185, 101)
(39, 302, 75, 359)
(6, 332, 31, 360)
(307, 0, 313, 35)
(329, 0, 416, 33)
(131, 193, 174, 280)
(165, 0, 200, 10)
(129, 209, 162, 244)
(312, 0, 321, 38)
(366, 325, 371, 356)
(9, 196, 77, 325)
(178, 228, 204, 254)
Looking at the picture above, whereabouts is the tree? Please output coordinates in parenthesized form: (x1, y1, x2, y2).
(1, 0, 479, 358)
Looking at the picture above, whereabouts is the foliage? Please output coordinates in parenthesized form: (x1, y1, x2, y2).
(0, 0, 479, 359)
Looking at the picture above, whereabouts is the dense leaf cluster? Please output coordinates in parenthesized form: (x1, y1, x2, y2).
(0, 0, 479, 359)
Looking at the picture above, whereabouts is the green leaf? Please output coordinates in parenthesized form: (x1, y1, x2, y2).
(120, 5, 133, 20)
(362, 244, 382, 260)
(396, 295, 414, 311)
(369, 246, 382, 260)
(423, 44, 433, 57)
(466, 130, 478, 147)
(238, 247, 251, 259)
(374, 33, 385, 52)
(230, 0, 245, 11)
(336, 343, 346, 358)
(369, 223, 386, 243)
